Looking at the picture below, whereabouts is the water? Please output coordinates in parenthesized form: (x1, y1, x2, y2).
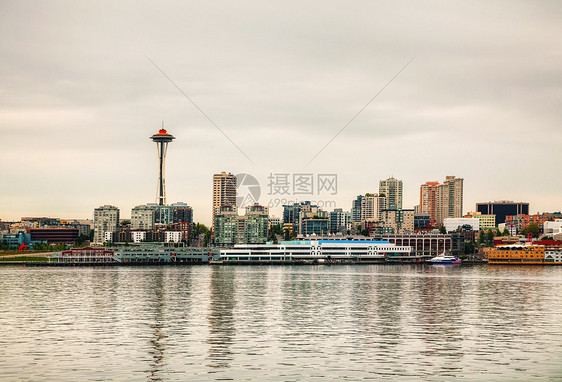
(0, 265, 561, 381)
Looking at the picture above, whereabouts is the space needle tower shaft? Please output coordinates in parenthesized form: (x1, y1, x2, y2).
(150, 125, 175, 205)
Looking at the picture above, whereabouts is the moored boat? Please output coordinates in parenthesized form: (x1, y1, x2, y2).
(429, 254, 461, 265)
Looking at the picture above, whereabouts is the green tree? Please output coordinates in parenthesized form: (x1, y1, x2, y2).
(486, 229, 494, 244)
(439, 226, 447, 234)
(520, 223, 540, 238)
(478, 230, 485, 244)
(74, 234, 89, 248)
(464, 240, 476, 255)
(502, 228, 510, 236)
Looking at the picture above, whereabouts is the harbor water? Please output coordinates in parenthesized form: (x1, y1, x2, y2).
(0, 265, 561, 381)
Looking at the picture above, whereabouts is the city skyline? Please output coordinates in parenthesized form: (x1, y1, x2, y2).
(1, 1, 560, 224)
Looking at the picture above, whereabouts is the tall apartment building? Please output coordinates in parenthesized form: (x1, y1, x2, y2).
(214, 204, 269, 246)
(437, 176, 464, 224)
(360, 194, 386, 221)
(419, 176, 464, 225)
(379, 177, 403, 210)
(420, 182, 440, 223)
(212, 172, 237, 229)
(171, 202, 193, 223)
(351, 195, 363, 223)
(131, 205, 156, 230)
(93, 205, 120, 244)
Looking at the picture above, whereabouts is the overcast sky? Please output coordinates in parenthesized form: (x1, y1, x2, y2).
(1, 1, 560, 225)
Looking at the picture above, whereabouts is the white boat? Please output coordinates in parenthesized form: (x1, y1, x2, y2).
(429, 254, 461, 265)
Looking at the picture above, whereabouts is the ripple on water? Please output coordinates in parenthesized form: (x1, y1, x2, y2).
(0, 265, 561, 381)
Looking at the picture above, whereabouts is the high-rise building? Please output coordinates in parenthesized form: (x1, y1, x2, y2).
(419, 176, 464, 225)
(212, 172, 237, 228)
(213, 204, 269, 246)
(150, 127, 175, 206)
(93, 205, 120, 244)
(243, 204, 269, 244)
(131, 205, 156, 230)
(420, 181, 440, 223)
(437, 176, 464, 224)
(360, 194, 386, 221)
(379, 177, 403, 210)
(351, 195, 363, 223)
(171, 202, 193, 224)
(476, 201, 529, 224)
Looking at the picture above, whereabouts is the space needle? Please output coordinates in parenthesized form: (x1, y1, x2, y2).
(150, 124, 175, 206)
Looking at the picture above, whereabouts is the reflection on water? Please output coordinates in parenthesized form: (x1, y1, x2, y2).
(147, 271, 166, 382)
(206, 266, 236, 371)
(0, 265, 562, 381)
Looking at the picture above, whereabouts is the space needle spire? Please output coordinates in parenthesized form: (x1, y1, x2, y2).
(150, 123, 175, 205)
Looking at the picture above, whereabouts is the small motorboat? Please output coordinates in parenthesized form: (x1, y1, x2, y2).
(429, 254, 461, 265)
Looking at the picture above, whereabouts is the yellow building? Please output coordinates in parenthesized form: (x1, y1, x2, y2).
(465, 211, 496, 230)
(488, 245, 545, 264)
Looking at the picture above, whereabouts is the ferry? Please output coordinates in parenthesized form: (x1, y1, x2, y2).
(428, 254, 461, 265)
(219, 239, 413, 264)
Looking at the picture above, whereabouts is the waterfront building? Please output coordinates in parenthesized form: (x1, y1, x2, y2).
(93, 205, 119, 244)
(379, 177, 403, 210)
(382, 209, 415, 234)
(371, 233, 464, 257)
(487, 245, 545, 264)
(150, 126, 175, 206)
(219, 239, 413, 263)
(360, 194, 386, 221)
(131, 205, 156, 230)
(464, 211, 495, 230)
(50, 246, 217, 264)
(443, 218, 480, 233)
(212, 172, 237, 228)
(476, 201, 529, 224)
